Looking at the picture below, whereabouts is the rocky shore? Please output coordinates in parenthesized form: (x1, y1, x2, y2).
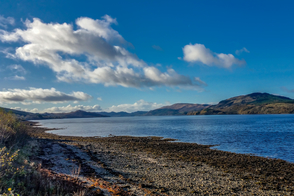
(27, 122, 294, 195)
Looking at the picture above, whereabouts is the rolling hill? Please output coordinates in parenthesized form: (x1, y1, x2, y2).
(0, 108, 108, 120)
(145, 103, 211, 116)
(188, 92, 294, 115)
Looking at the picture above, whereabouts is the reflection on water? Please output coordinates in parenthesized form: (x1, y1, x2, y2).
(32, 114, 294, 162)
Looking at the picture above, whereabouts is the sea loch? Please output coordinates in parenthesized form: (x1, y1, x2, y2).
(34, 114, 294, 163)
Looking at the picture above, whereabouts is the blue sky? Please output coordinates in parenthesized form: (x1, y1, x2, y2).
(0, 0, 293, 113)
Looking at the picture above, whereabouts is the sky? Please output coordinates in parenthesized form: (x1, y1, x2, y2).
(0, 0, 293, 113)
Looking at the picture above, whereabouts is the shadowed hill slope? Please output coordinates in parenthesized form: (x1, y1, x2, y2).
(188, 93, 294, 115)
(145, 103, 211, 116)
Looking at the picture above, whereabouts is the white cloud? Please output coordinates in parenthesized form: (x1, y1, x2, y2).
(11, 100, 168, 113)
(143, 67, 206, 90)
(7, 64, 26, 74)
(0, 16, 204, 90)
(3, 64, 27, 80)
(30, 108, 39, 113)
(76, 16, 124, 43)
(0, 15, 14, 28)
(97, 97, 102, 101)
(183, 43, 245, 68)
(40, 104, 101, 113)
(104, 99, 169, 113)
(11, 104, 102, 113)
(235, 47, 250, 55)
(10, 107, 29, 112)
(4, 75, 26, 80)
(0, 87, 92, 104)
(8, 75, 26, 80)
(10, 107, 38, 113)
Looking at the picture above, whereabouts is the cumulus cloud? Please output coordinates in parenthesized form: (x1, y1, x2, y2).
(11, 104, 101, 113)
(0, 16, 14, 28)
(104, 99, 168, 113)
(10, 100, 168, 113)
(0, 16, 204, 90)
(0, 88, 92, 104)
(235, 47, 250, 55)
(182, 43, 245, 68)
(76, 16, 124, 44)
(41, 104, 101, 113)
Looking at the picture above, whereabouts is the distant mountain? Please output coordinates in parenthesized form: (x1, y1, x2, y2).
(99, 104, 211, 117)
(98, 111, 147, 117)
(145, 103, 211, 116)
(188, 93, 294, 115)
(0, 107, 108, 120)
(41, 110, 109, 119)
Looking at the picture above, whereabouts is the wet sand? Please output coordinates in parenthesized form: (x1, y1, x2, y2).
(27, 122, 294, 195)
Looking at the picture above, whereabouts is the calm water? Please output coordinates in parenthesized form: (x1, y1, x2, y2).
(33, 114, 294, 163)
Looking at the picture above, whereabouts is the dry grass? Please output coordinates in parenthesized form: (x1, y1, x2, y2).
(0, 109, 90, 196)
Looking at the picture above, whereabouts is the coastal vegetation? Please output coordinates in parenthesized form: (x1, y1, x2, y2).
(0, 109, 90, 196)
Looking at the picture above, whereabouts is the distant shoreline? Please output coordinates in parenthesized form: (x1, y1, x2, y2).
(1, 92, 293, 120)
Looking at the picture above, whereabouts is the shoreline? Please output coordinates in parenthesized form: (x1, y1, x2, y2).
(26, 121, 294, 195)
(33, 117, 294, 164)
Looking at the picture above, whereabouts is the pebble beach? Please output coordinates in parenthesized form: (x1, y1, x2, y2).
(27, 122, 294, 195)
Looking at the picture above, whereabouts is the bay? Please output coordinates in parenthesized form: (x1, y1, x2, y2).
(33, 114, 294, 163)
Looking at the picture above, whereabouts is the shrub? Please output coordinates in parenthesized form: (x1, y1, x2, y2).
(0, 110, 88, 195)
(0, 109, 28, 147)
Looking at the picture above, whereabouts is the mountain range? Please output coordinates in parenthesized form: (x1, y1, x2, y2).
(0, 92, 293, 120)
